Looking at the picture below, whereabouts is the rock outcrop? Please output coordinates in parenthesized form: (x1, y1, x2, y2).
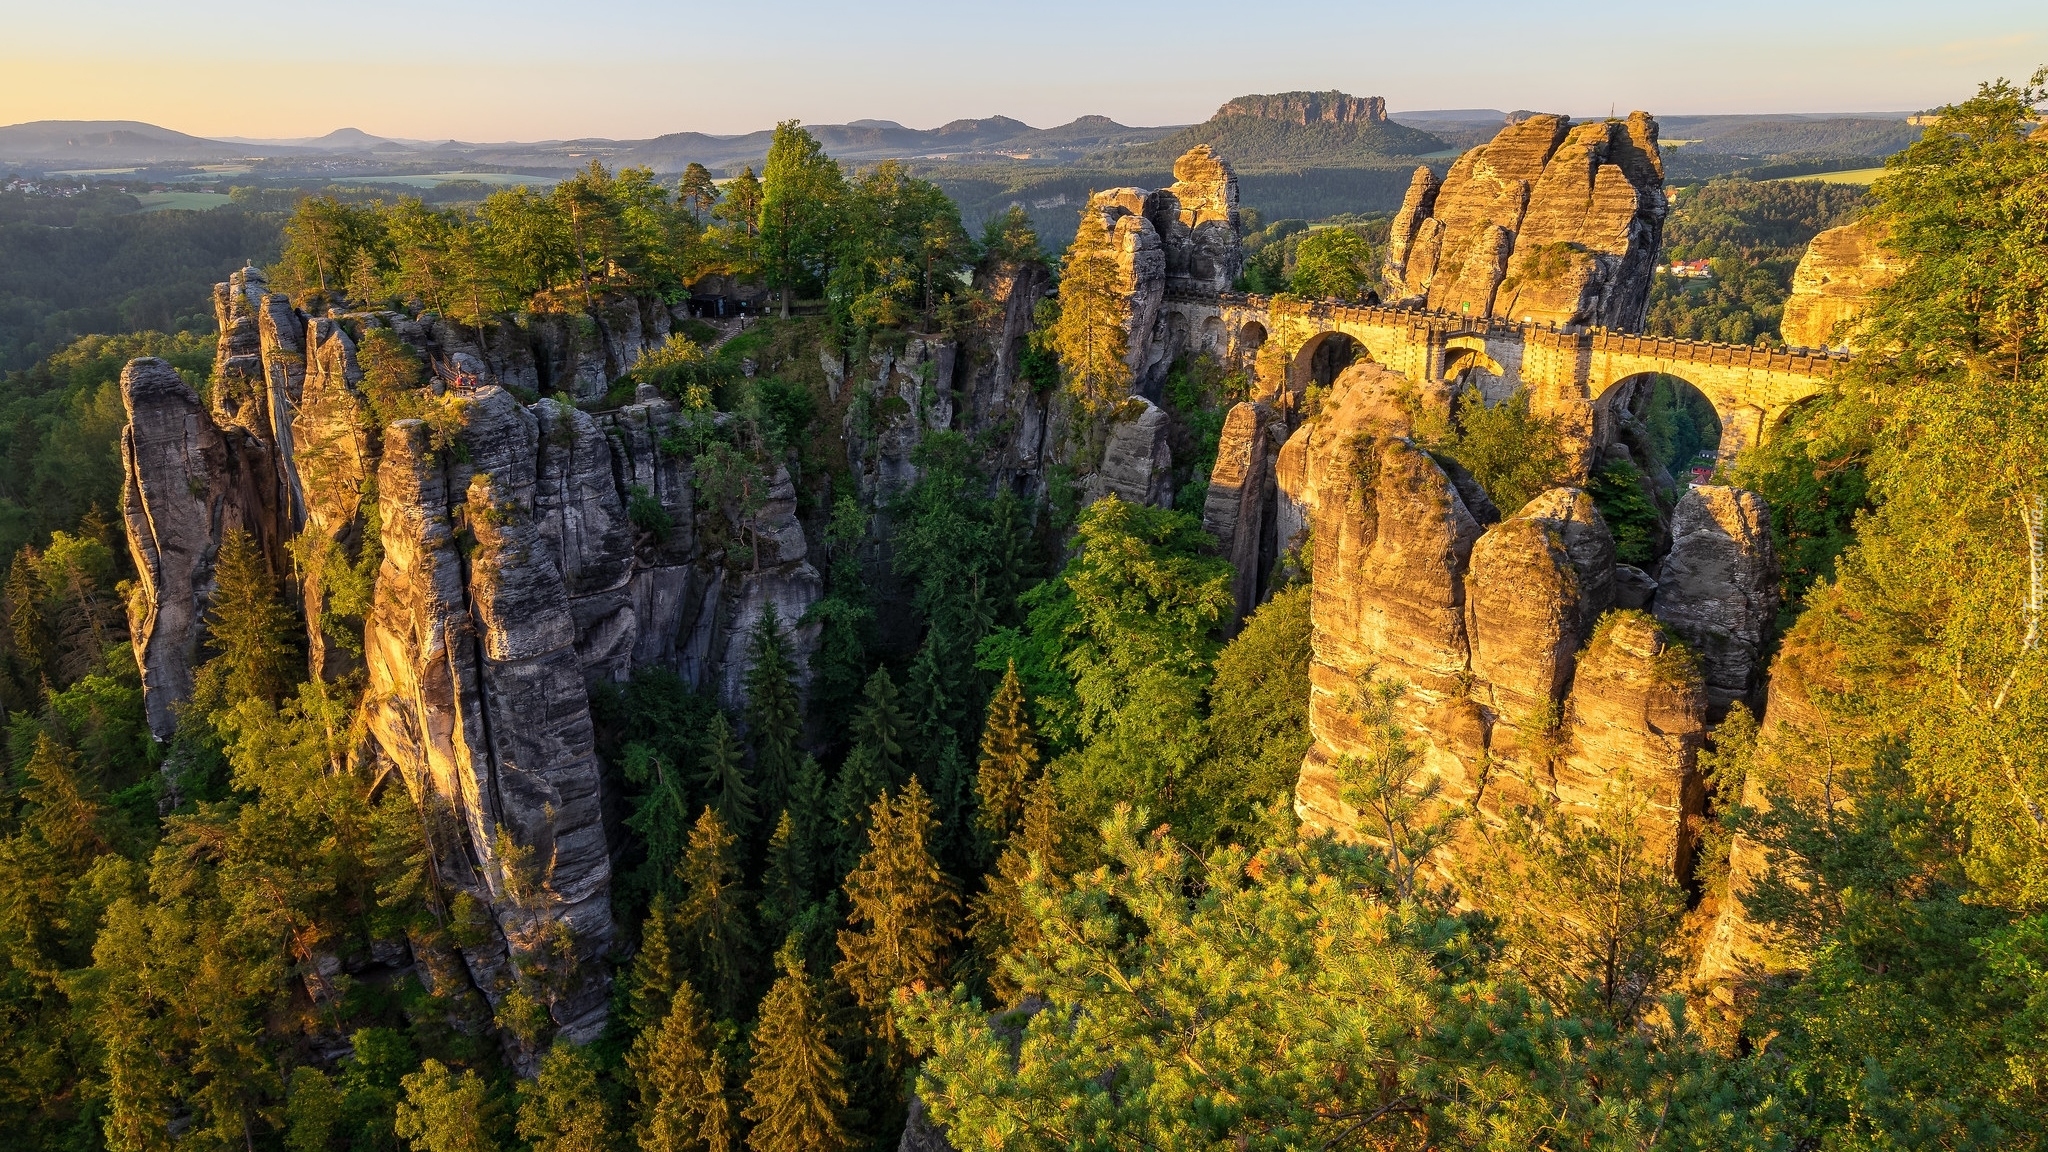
(1082, 397, 1174, 508)
(1779, 219, 1899, 350)
(119, 282, 825, 1046)
(1200, 401, 1284, 627)
(1383, 112, 1668, 330)
(1280, 359, 1727, 889)
(1071, 147, 1244, 392)
(1652, 486, 1778, 713)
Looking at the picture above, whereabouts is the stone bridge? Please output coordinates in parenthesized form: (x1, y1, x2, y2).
(1162, 291, 1848, 462)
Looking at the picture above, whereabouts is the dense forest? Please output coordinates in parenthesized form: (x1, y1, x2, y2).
(0, 75, 2044, 1151)
(1643, 177, 1868, 345)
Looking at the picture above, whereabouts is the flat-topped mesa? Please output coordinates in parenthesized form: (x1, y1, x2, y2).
(1217, 91, 1388, 126)
(1383, 111, 1668, 330)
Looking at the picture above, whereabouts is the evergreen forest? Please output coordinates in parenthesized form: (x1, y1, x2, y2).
(0, 75, 2042, 1152)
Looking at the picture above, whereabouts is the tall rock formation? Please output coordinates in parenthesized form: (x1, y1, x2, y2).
(119, 283, 825, 1045)
(1070, 147, 1244, 393)
(1779, 219, 1900, 350)
(1383, 112, 1668, 330)
(1652, 486, 1779, 713)
(1278, 359, 1740, 892)
(1200, 401, 1284, 627)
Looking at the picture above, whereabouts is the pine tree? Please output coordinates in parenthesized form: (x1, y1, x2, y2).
(1050, 210, 1133, 411)
(625, 894, 682, 1033)
(760, 811, 809, 943)
(395, 1060, 504, 1152)
(904, 639, 954, 772)
(516, 1041, 618, 1152)
(787, 755, 828, 897)
(849, 668, 909, 784)
(742, 945, 849, 1152)
(6, 546, 46, 684)
(194, 525, 300, 712)
(970, 774, 1068, 1006)
(19, 732, 107, 866)
(629, 979, 733, 1152)
(742, 606, 803, 822)
(678, 163, 720, 224)
(624, 743, 692, 901)
(828, 744, 888, 883)
(834, 778, 957, 1050)
(926, 738, 976, 877)
(695, 715, 756, 841)
(975, 661, 1039, 847)
(675, 807, 753, 1019)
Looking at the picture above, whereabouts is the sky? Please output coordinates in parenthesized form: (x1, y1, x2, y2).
(2, 0, 2042, 140)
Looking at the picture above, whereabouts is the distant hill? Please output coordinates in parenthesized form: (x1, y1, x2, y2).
(1112, 91, 1445, 170)
(612, 115, 1179, 172)
(0, 120, 253, 164)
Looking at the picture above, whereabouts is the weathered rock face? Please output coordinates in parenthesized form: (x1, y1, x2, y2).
(1279, 359, 1717, 889)
(1200, 401, 1284, 627)
(958, 260, 1056, 496)
(847, 336, 959, 507)
(1384, 112, 1668, 330)
(1557, 610, 1709, 875)
(120, 282, 825, 1046)
(120, 358, 279, 739)
(1082, 396, 1174, 508)
(1779, 219, 1899, 350)
(1073, 147, 1245, 394)
(1217, 90, 1387, 125)
(1653, 486, 1778, 712)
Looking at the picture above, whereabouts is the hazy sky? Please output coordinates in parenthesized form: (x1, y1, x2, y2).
(3, 0, 2041, 139)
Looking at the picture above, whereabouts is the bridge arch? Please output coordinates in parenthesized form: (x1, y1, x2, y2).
(1232, 320, 1268, 371)
(1443, 338, 1510, 405)
(1289, 330, 1370, 395)
(1595, 372, 1733, 476)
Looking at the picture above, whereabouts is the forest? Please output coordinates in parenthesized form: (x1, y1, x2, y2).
(0, 74, 2043, 1152)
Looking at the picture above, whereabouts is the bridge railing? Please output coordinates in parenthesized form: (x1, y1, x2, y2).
(1196, 290, 1851, 374)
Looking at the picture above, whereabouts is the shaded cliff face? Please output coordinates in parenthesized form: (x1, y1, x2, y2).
(1779, 219, 1900, 350)
(121, 281, 825, 1047)
(1274, 361, 1758, 887)
(1384, 112, 1668, 330)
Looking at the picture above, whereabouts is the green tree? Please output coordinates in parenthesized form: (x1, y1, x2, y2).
(394, 1060, 503, 1152)
(742, 945, 850, 1152)
(191, 525, 300, 715)
(1201, 583, 1313, 841)
(834, 779, 957, 1052)
(759, 810, 810, 942)
(624, 894, 683, 1033)
(517, 1041, 619, 1152)
(759, 123, 844, 318)
(623, 743, 693, 902)
(1420, 387, 1575, 514)
(675, 807, 753, 1019)
(694, 714, 755, 841)
(630, 978, 733, 1152)
(1288, 226, 1377, 300)
(967, 774, 1068, 1006)
(276, 195, 389, 305)
(678, 164, 720, 223)
(1049, 211, 1131, 410)
(742, 606, 803, 822)
(974, 661, 1039, 847)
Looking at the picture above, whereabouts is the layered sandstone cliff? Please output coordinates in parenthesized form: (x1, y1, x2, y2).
(1384, 112, 1668, 330)
(121, 278, 824, 1045)
(1779, 219, 1900, 350)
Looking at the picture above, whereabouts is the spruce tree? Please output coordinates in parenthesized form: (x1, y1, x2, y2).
(7, 546, 46, 685)
(675, 807, 753, 1019)
(624, 894, 682, 1033)
(20, 732, 107, 866)
(760, 811, 809, 943)
(194, 526, 300, 711)
(970, 774, 1068, 1005)
(926, 738, 976, 877)
(834, 778, 957, 1050)
(786, 755, 828, 896)
(742, 945, 849, 1152)
(849, 668, 909, 785)
(629, 978, 733, 1152)
(828, 744, 888, 883)
(904, 638, 954, 771)
(695, 714, 755, 842)
(742, 606, 803, 822)
(395, 1060, 505, 1152)
(624, 744, 692, 901)
(975, 661, 1040, 846)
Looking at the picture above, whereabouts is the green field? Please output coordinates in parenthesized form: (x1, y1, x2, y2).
(346, 171, 556, 189)
(133, 191, 234, 211)
(1783, 166, 1887, 185)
